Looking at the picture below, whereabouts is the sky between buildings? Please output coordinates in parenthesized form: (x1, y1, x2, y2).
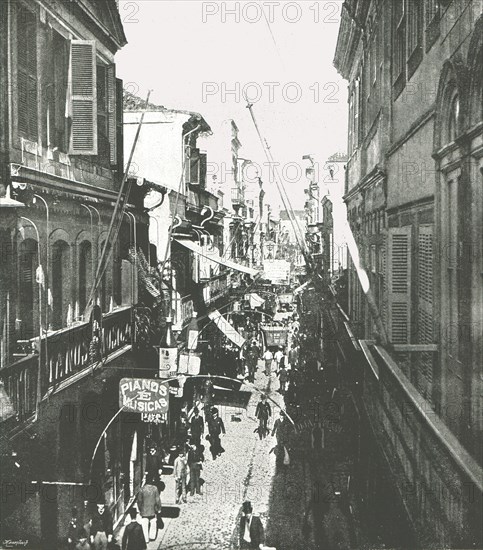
(116, 0, 348, 211)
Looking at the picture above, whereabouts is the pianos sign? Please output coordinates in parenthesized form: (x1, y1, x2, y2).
(119, 378, 169, 414)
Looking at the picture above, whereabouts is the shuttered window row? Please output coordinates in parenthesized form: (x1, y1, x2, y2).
(15, 9, 118, 160)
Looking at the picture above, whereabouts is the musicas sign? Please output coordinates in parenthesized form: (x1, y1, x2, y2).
(119, 378, 169, 414)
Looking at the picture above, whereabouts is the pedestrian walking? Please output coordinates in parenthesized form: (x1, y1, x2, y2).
(274, 346, 284, 369)
(90, 502, 113, 550)
(137, 475, 162, 542)
(239, 501, 265, 549)
(76, 528, 91, 550)
(206, 407, 226, 459)
(246, 348, 258, 382)
(262, 349, 273, 376)
(288, 343, 298, 369)
(122, 508, 146, 550)
(173, 450, 189, 503)
(189, 407, 205, 447)
(187, 443, 204, 496)
(255, 394, 272, 439)
(145, 445, 164, 493)
(277, 364, 288, 394)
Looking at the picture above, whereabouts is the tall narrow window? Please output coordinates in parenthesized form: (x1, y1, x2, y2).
(18, 239, 38, 341)
(17, 3, 38, 140)
(407, 0, 423, 78)
(447, 180, 458, 360)
(99, 241, 112, 312)
(97, 64, 110, 165)
(447, 94, 459, 143)
(52, 241, 70, 329)
(425, 0, 440, 50)
(354, 77, 360, 148)
(79, 241, 92, 314)
(393, 1, 406, 96)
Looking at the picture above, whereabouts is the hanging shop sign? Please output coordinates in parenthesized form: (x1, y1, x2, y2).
(119, 378, 169, 414)
(159, 348, 179, 379)
(178, 352, 201, 375)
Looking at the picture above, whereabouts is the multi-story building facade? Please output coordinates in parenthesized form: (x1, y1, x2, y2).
(333, 1, 482, 546)
(0, 1, 152, 547)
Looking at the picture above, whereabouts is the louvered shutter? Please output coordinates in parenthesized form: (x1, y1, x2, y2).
(416, 225, 434, 400)
(17, 4, 38, 140)
(107, 64, 117, 165)
(115, 78, 124, 174)
(388, 226, 412, 343)
(69, 40, 97, 155)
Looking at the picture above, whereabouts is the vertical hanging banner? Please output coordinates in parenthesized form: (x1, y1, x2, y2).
(159, 348, 179, 379)
(208, 310, 246, 348)
(178, 352, 201, 375)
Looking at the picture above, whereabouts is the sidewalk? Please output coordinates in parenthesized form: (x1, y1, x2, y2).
(115, 361, 316, 549)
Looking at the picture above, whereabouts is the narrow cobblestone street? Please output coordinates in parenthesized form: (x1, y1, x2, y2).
(134, 362, 316, 550)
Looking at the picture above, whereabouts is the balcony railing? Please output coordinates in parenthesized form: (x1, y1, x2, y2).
(1, 306, 133, 424)
(327, 296, 483, 547)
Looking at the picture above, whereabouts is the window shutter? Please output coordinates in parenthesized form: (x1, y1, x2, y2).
(107, 64, 117, 165)
(388, 226, 412, 343)
(115, 78, 124, 174)
(416, 225, 434, 399)
(69, 40, 97, 155)
(17, 4, 38, 140)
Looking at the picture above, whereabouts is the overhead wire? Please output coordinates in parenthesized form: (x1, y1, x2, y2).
(83, 91, 152, 318)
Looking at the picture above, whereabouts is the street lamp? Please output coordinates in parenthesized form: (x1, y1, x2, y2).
(19, 216, 43, 419)
(32, 195, 49, 331)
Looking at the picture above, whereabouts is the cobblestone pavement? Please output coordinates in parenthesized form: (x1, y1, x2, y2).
(138, 362, 318, 550)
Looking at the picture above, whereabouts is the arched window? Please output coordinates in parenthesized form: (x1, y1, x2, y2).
(51, 240, 70, 329)
(78, 241, 92, 315)
(99, 240, 112, 312)
(447, 93, 459, 143)
(18, 238, 39, 341)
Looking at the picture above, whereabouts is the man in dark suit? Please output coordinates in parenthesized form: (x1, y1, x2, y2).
(189, 407, 205, 447)
(122, 508, 146, 550)
(239, 501, 265, 549)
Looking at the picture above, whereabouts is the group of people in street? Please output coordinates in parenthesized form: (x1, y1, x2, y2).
(67, 503, 114, 550)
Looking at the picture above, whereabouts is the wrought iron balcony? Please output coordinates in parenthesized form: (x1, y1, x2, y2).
(0, 306, 133, 426)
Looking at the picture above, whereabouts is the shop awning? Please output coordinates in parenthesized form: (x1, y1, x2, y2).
(208, 310, 246, 348)
(174, 239, 259, 277)
(247, 293, 265, 308)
